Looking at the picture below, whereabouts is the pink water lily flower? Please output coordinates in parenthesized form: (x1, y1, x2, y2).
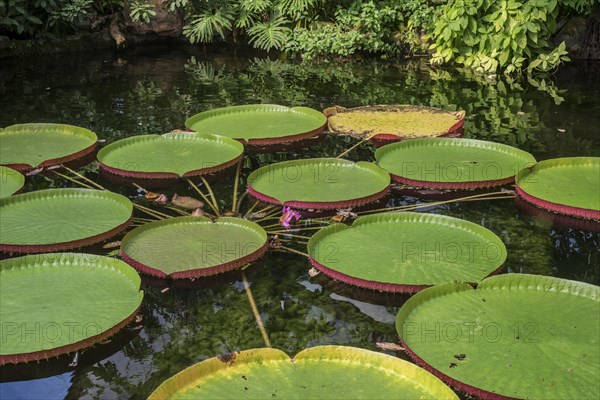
(280, 206, 302, 228)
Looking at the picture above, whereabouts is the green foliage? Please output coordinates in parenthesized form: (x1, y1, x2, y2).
(129, 0, 157, 24)
(247, 14, 291, 50)
(429, 0, 587, 76)
(183, 5, 235, 43)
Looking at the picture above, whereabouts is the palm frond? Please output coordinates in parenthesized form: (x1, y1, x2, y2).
(183, 7, 235, 43)
(247, 15, 291, 51)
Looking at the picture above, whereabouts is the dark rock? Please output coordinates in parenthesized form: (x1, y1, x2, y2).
(124, 0, 183, 37)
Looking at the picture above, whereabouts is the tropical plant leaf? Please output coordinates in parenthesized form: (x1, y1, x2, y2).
(375, 138, 536, 189)
(0, 123, 97, 170)
(308, 212, 506, 293)
(148, 346, 459, 399)
(183, 6, 235, 43)
(120, 216, 268, 279)
(97, 132, 244, 179)
(0, 253, 143, 365)
(0, 188, 132, 252)
(0, 166, 24, 198)
(516, 157, 600, 220)
(185, 104, 326, 143)
(247, 15, 291, 51)
(396, 274, 600, 399)
(247, 158, 390, 209)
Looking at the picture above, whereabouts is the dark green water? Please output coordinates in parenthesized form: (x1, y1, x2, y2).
(0, 45, 599, 399)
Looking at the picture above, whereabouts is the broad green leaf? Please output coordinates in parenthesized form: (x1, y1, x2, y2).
(121, 216, 267, 277)
(0, 123, 97, 168)
(308, 212, 506, 293)
(0, 253, 143, 362)
(247, 158, 390, 206)
(185, 104, 326, 141)
(516, 157, 600, 213)
(0, 188, 132, 249)
(0, 166, 24, 198)
(396, 274, 600, 399)
(149, 346, 459, 399)
(375, 138, 536, 187)
(97, 132, 243, 177)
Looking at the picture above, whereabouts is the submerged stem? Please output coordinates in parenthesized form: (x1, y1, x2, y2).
(231, 160, 242, 212)
(336, 136, 372, 158)
(186, 178, 220, 216)
(51, 171, 95, 189)
(274, 245, 310, 258)
(200, 176, 220, 215)
(62, 165, 106, 190)
(241, 271, 272, 348)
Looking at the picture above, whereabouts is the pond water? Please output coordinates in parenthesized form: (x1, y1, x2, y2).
(0, 44, 599, 399)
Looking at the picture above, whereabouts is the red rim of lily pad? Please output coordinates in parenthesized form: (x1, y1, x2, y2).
(247, 185, 389, 211)
(375, 138, 536, 190)
(514, 158, 600, 220)
(119, 217, 268, 279)
(1, 123, 98, 172)
(514, 197, 600, 233)
(1, 304, 140, 365)
(184, 104, 327, 151)
(324, 105, 465, 148)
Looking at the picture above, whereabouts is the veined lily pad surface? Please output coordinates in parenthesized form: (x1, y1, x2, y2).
(515, 157, 600, 220)
(325, 105, 464, 143)
(0, 253, 143, 365)
(308, 212, 506, 293)
(0, 123, 97, 171)
(120, 216, 268, 279)
(0, 166, 25, 198)
(184, 104, 327, 145)
(375, 138, 536, 189)
(396, 274, 600, 400)
(148, 346, 458, 399)
(97, 132, 243, 180)
(247, 158, 390, 210)
(0, 188, 132, 253)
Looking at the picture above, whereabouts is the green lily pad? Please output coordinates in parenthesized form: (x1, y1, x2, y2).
(516, 157, 600, 220)
(308, 212, 506, 293)
(0, 253, 143, 365)
(148, 346, 459, 399)
(0, 166, 25, 198)
(375, 138, 536, 189)
(247, 158, 390, 209)
(120, 216, 268, 279)
(0, 188, 132, 253)
(396, 274, 600, 399)
(97, 132, 244, 179)
(0, 123, 97, 170)
(185, 104, 327, 143)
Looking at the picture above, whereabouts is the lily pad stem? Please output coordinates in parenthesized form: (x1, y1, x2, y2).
(185, 178, 220, 216)
(242, 271, 272, 348)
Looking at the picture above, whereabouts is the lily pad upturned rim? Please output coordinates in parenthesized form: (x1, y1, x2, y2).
(97, 132, 244, 180)
(0, 188, 133, 253)
(120, 216, 268, 279)
(375, 138, 537, 190)
(0, 166, 25, 198)
(515, 157, 600, 220)
(1, 123, 98, 171)
(324, 105, 465, 144)
(396, 274, 600, 400)
(246, 158, 391, 210)
(148, 345, 459, 400)
(307, 212, 507, 293)
(0, 253, 143, 365)
(184, 104, 327, 146)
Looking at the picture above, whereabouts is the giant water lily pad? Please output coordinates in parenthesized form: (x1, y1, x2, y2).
(247, 158, 390, 210)
(308, 212, 506, 293)
(120, 216, 268, 279)
(0, 253, 143, 365)
(396, 274, 600, 400)
(516, 157, 600, 220)
(97, 132, 243, 181)
(0, 166, 24, 198)
(375, 138, 536, 189)
(185, 104, 327, 147)
(148, 346, 458, 399)
(0, 123, 97, 171)
(324, 105, 464, 146)
(0, 188, 132, 253)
